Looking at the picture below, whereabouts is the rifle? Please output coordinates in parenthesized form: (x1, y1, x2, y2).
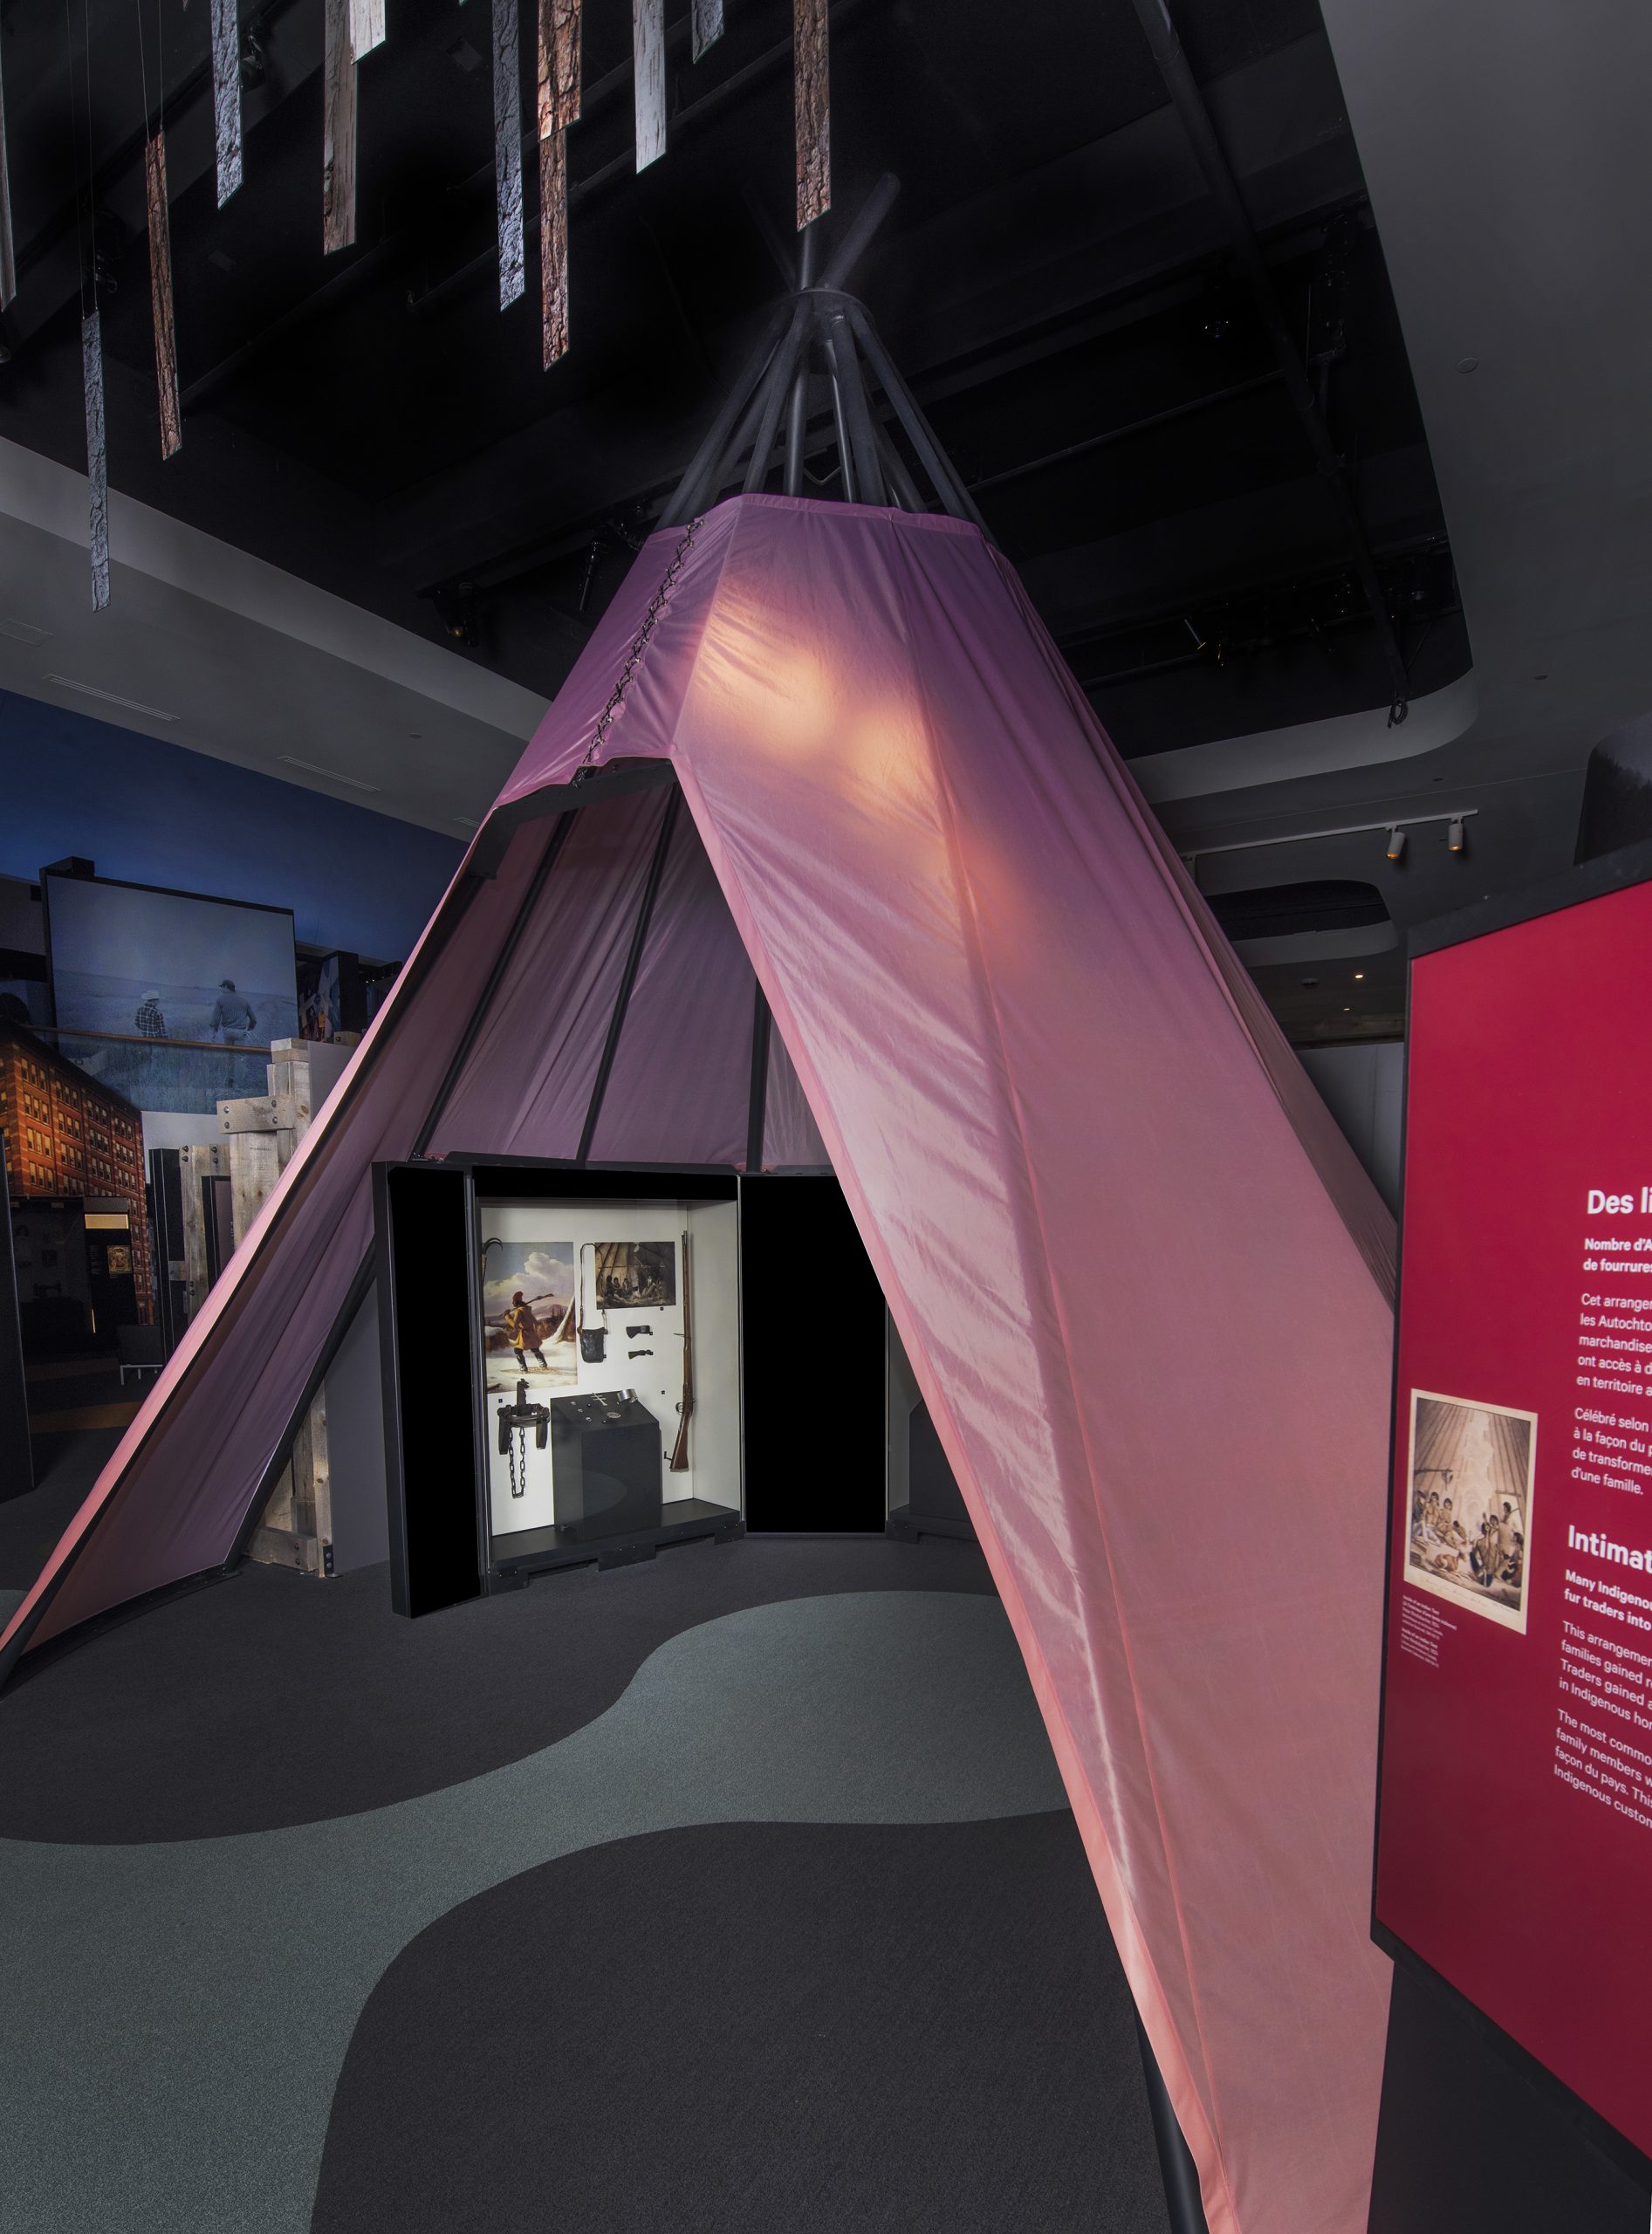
(482, 1289, 565, 1328)
(669, 1230, 693, 1471)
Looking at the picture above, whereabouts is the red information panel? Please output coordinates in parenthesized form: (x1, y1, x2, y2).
(1377, 874, 1652, 2162)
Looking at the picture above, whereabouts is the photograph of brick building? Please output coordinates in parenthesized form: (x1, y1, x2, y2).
(1, 1024, 154, 1327)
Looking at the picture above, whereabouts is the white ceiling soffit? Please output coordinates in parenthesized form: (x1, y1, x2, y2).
(0, 436, 547, 834)
(1131, 669, 1478, 805)
(1230, 922, 1399, 968)
(1318, 0, 1652, 793)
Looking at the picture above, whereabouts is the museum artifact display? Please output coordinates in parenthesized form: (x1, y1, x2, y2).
(2, 493, 1397, 2234)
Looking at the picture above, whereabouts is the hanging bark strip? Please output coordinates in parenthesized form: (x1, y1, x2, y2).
(0, 24, 17, 305)
(793, 0, 829, 227)
(321, 0, 357, 253)
(538, 127, 567, 364)
(492, 0, 525, 307)
(145, 134, 182, 458)
(633, 0, 665, 172)
(537, 0, 578, 364)
(209, 0, 242, 206)
(82, 310, 111, 609)
(348, 0, 386, 57)
(538, 0, 579, 134)
(691, 0, 723, 62)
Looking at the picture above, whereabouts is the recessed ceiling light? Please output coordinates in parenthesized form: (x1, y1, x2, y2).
(0, 617, 51, 646)
(44, 674, 177, 719)
(1353, 972, 1364, 981)
(277, 754, 380, 792)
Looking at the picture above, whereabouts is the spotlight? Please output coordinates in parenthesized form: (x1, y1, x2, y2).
(431, 579, 483, 648)
(1386, 827, 1406, 862)
(1449, 817, 1466, 853)
(1354, 972, 1365, 982)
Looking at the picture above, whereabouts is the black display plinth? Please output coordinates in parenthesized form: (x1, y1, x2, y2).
(1368, 1962, 1649, 2234)
(493, 1497, 742, 1579)
(550, 1389, 663, 1542)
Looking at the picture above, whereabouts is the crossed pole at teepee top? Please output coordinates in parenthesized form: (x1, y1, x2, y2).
(658, 173, 988, 536)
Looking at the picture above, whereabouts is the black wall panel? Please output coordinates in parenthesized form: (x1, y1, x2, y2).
(377, 1163, 483, 1617)
(0, 1137, 32, 1504)
(1368, 1963, 1649, 2234)
(740, 1175, 884, 1532)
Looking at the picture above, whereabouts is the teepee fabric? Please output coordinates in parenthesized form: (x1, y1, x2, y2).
(2, 494, 1395, 2234)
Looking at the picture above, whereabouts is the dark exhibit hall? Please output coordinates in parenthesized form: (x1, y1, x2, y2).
(3, 1, 1651, 2230)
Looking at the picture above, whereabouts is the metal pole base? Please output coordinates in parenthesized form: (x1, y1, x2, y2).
(1134, 2013, 1211, 2234)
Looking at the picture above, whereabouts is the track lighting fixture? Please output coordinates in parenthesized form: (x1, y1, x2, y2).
(1386, 827, 1406, 862)
(1448, 818, 1465, 854)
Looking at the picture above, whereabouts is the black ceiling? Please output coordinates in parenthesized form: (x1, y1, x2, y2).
(0, 0, 1460, 774)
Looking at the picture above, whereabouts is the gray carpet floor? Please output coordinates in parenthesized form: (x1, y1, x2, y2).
(0, 1518, 1170, 2234)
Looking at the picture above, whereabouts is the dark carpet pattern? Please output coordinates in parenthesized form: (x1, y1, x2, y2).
(0, 1534, 994, 1841)
(313, 1814, 1169, 2234)
(0, 1427, 121, 1590)
(2, 1513, 1170, 2234)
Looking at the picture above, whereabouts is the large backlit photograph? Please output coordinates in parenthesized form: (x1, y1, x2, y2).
(47, 874, 298, 1050)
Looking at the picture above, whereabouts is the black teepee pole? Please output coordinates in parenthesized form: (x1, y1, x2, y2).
(577, 787, 682, 1163)
(745, 982, 772, 1172)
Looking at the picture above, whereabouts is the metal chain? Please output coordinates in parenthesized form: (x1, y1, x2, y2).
(576, 515, 704, 777)
(508, 1422, 526, 1499)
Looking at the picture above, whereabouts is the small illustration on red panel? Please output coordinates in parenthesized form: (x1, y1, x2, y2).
(1407, 1390, 1537, 1634)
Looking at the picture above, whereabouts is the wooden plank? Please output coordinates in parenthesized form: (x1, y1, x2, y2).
(492, 0, 525, 307)
(0, 17, 17, 305)
(261, 1461, 296, 1534)
(271, 1091, 313, 1134)
(209, 0, 243, 207)
(793, 0, 829, 228)
(230, 1129, 281, 1245)
(691, 0, 723, 63)
(538, 128, 568, 365)
(349, 0, 387, 58)
(291, 1403, 318, 1537)
(322, 0, 358, 255)
(218, 1095, 277, 1134)
(307, 1390, 333, 1552)
(243, 1522, 322, 1575)
(144, 134, 182, 460)
(81, 311, 110, 610)
(633, 0, 666, 172)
